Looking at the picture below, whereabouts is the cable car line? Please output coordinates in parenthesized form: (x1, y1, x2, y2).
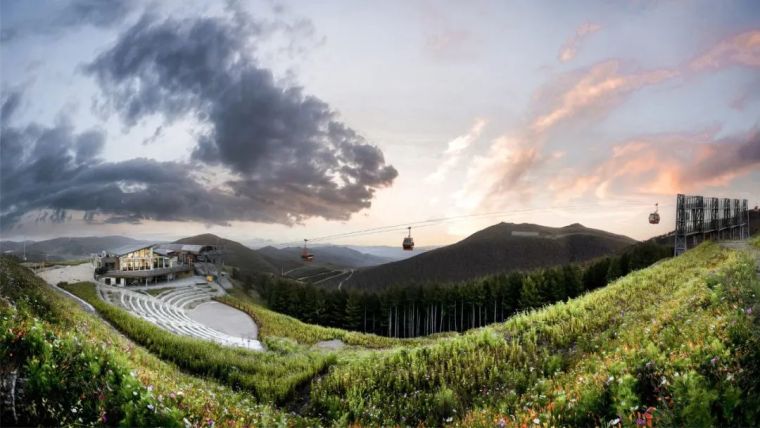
(280, 200, 664, 250)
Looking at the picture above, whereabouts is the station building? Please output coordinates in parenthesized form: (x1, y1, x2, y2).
(92, 243, 219, 286)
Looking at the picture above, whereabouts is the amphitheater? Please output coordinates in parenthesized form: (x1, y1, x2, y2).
(96, 279, 263, 351)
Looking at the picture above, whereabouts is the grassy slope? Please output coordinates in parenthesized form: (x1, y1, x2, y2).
(218, 287, 450, 348)
(4, 240, 758, 427)
(309, 242, 760, 426)
(0, 257, 312, 426)
(61, 282, 335, 404)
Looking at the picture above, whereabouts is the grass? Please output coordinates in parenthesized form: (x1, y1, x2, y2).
(3, 240, 759, 427)
(308, 242, 760, 426)
(60, 282, 336, 404)
(0, 256, 313, 426)
(219, 288, 452, 348)
(751, 233, 760, 249)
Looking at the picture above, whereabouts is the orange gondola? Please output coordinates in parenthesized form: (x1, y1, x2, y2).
(301, 239, 314, 261)
(402, 226, 414, 251)
(648, 203, 660, 224)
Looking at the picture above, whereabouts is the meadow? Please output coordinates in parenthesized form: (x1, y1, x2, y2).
(59, 282, 335, 404)
(308, 243, 760, 426)
(2, 240, 758, 427)
(0, 256, 313, 426)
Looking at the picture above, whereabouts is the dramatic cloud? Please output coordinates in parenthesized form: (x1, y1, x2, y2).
(426, 118, 486, 183)
(0, 102, 383, 230)
(1, 0, 134, 42)
(558, 23, 601, 63)
(690, 30, 760, 71)
(453, 60, 677, 210)
(0, 11, 397, 230)
(453, 135, 544, 210)
(549, 128, 760, 200)
(531, 60, 677, 134)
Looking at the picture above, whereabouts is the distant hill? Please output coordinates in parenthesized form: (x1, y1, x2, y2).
(174, 233, 277, 276)
(258, 245, 394, 270)
(336, 222, 637, 290)
(0, 236, 149, 261)
(345, 245, 438, 262)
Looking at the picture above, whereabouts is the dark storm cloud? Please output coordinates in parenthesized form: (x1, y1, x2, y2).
(81, 12, 397, 224)
(0, 92, 396, 230)
(0, 111, 305, 229)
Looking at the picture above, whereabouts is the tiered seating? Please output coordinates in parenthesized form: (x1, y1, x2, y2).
(98, 284, 262, 350)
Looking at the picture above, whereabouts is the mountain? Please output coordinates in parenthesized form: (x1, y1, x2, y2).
(258, 245, 394, 270)
(174, 233, 277, 276)
(0, 236, 150, 261)
(345, 245, 438, 262)
(336, 222, 637, 290)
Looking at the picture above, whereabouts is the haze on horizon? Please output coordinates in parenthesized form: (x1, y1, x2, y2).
(1, 0, 758, 247)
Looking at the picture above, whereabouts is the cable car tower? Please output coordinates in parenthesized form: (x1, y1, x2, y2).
(301, 239, 314, 262)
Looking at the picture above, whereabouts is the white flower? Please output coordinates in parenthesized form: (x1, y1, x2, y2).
(533, 418, 540, 425)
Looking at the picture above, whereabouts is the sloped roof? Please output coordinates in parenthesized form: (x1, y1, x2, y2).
(108, 243, 155, 256)
(154, 243, 211, 255)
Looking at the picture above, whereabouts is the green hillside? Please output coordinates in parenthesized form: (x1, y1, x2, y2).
(2, 240, 758, 426)
(174, 233, 277, 276)
(309, 242, 760, 426)
(338, 222, 638, 290)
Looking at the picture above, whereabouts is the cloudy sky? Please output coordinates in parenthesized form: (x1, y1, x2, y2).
(1, 0, 758, 246)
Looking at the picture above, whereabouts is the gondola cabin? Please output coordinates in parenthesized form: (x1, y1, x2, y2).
(648, 203, 660, 224)
(402, 227, 414, 251)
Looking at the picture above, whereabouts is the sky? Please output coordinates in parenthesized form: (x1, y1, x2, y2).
(1, 0, 759, 247)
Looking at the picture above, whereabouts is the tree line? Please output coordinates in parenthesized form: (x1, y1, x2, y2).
(246, 242, 672, 338)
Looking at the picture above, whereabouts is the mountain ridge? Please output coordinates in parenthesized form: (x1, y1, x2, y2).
(333, 222, 638, 290)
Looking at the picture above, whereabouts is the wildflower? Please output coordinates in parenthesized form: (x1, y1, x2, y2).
(608, 418, 621, 426)
(496, 417, 506, 428)
(636, 418, 646, 426)
(710, 356, 719, 366)
(169, 392, 177, 399)
(533, 417, 540, 425)
(745, 307, 753, 315)
(147, 404, 154, 411)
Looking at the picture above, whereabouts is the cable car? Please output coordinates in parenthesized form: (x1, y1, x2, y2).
(648, 203, 660, 224)
(301, 239, 314, 262)
(402, 227, 414, 251)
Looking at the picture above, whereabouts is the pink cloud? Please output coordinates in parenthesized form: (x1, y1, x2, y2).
(550, 128, 760, 200)
(690, 30, 760, 71)
(531, 61, 678, 133)
(558, 23, 602, 63)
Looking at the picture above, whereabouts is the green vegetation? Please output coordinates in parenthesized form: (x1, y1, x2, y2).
(258, 242, 671, 338)
(60, 282, 334, 404)
(3, 239, 758, 427)
(308, 243, 760, 426)
(218, 289, 441, 348)
(751, 233, 760, 249)
(0, 256, 310, 426)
